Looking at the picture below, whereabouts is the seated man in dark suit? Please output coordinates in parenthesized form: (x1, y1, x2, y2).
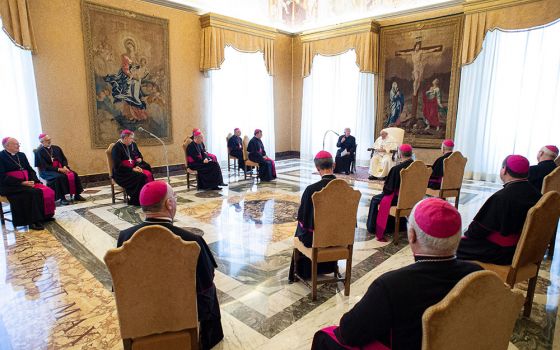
(117, 181, 223, 350)
(528, 145, 558, 192)
(312, 198, 482, 350)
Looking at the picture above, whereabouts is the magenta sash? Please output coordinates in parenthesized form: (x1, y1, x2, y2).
(428, 177, 442, 184)
(53, 160, 76, 195)
(142, 170, 154, 183)
(187, 156, 195, 165)
(6, 170, 55, 216)
(121, 159, 135, 168)
(320, 326, 389, 350)
(208, 153, 218, 162)
(487, 231, 520, 247)
(375, 192, 397, 240)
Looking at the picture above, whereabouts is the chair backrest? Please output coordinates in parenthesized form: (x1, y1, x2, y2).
(182, 137, 192, 168)
(242, 135, 250, 161)
(511, 191, 560, 270)
(312, 179, 361, 248)
(226, 133, 232, 153)
(441, 151, 468, 191)
(104, 225, 200, 340)
(106, 143, 115, 179)
(396, 160, 431, 210)
(542, 166, 560, 194)
(384, 127, 405, 145)
(422, 270, 524, 350)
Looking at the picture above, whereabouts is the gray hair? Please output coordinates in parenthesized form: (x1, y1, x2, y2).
(408, 203, 462, 254)
(314, 157, 333, 170)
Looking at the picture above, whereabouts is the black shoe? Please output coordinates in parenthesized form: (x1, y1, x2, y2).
(60, 199, 70, 205)
(211, 187, 222, 190)
(345, 171, 350, 175)
(74, 194, 86, 202)
(29, 222, 45, 230)
(368, 175, 376, 180)
(219, 183, 228, 186)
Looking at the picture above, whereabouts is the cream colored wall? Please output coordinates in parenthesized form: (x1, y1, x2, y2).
(30, 0, 295, 175)
(291, 36, 303, 153)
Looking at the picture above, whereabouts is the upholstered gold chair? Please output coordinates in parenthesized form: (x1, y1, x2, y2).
(367, 127, 405, 159)
(0, 195, 11, 225)
(104, 225, 200, 350)
(389, 160, 431, 245)
(242, 135, 260, 180)
(106, 143, 128, 204)
(422, 270, 524, 350)
(542, 167, 560, 258)
(291, 179, 361, 301)
(473, 191, 560, 318)
(225, 133, 239, 174)
(182, 137, 198, 189)
(425, 151, 468, 209)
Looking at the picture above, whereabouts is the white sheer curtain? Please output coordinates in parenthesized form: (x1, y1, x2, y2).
(0, 23, 42, 157)
(204, 46, 275, 164)
(300, 50, 375, 165)
(455, 19, 560, 182)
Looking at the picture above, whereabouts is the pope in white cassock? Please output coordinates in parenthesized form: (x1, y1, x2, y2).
(368, 129, 398, 180)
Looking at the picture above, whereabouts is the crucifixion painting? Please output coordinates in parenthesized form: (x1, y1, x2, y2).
(395, 40, 442, 118)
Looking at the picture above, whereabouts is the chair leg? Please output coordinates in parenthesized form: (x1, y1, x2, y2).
(393, 211, 400, 245)
(111, 183, 116, 204)
(289, 248, 298, 281)
(548, 222, 558, 259)
(455, 192, 461, 209)
(123, 339, 132, 350)
(0, 202, 5, 225)
(312, 249, 318, 301)
(344, 246, 353, 296)
(187, 172, 191, 189)
(524, 273, 539, 318)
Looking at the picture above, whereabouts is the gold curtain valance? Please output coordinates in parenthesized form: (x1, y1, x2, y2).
(0, 0, 34, 51)
(200, 13, 276, 76)
(300, 20, 379, 78)
(462, 0, 560, 65)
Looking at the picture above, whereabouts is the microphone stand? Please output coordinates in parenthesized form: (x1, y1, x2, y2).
(322, 130, 340, 150)
(137, 127, 170, 184)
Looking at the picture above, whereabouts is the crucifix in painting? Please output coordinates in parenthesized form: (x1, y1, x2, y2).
(395, 39, 443, 118)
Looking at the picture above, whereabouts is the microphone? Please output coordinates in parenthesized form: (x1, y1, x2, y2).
(322, 130, 340, 151)
(137, 127, 170, 184)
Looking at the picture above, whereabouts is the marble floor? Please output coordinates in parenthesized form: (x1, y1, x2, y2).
(0, 158, 558, 349)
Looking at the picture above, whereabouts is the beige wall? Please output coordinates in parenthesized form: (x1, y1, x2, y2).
(30, 0, 295, 175)
(290, 36, 303, 152)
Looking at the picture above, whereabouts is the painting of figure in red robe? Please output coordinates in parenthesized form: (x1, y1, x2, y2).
(377, 15, 463, 148)
(82, 2, 172, 148)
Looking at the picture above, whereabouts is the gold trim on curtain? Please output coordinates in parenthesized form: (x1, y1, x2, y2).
(0, 0, 34, 51)
(461, 0, 560, 65)
(200, 13, 276, 76)
(300, 19, 379, 78)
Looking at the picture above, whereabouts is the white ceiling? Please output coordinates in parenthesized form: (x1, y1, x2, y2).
(164, 0, 461, 33)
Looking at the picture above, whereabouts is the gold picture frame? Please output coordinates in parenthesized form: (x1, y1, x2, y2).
(376, 15, 463, 148)
(82, 1, 172, 148)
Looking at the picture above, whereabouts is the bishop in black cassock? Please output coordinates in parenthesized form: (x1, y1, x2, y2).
(248, 129, 276, 181)
(289, 150, 337, 281)
(227, 128, 245, 171)
(428, 139, 454, 189)
(312, 198, 481, 350)
(0, 137, 55, 230)
(117, 181, 223, 350)
(333, 128, 356, 175)
(111, 130, 153, 206)
(528, 145, 558, 192)
(35, 133, 84, 204)
(366, 144, 414, 241)
(186, 131, 226, 190)
(457, 155, 542, 265)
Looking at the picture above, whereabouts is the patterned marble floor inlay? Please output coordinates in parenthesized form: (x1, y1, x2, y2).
(0, 158, 558, 350)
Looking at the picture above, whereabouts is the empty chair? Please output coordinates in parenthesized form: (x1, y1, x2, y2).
(542, 167, 560, 257)
(422, 270, 524, 350)
(105, 225, 200, 350)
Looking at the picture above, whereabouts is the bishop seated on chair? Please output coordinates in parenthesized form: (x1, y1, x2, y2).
(312, 198, 482, 350)
(35, 133, 85, 204)
(428, 139, 455, 189)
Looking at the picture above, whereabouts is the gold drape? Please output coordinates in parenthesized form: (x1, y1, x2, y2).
(199, 14, 276, 76)
(462, 0, 560, 65)
(0, 0, 34, 51)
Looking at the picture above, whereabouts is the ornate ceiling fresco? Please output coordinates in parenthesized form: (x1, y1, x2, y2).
(166, 0, 460, 32)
